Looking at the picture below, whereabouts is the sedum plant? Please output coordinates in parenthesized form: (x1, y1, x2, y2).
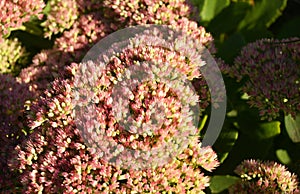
(0, 0, 45, 35)
(42, 0, 79, 38)
(8, 27, 220, 192)
(223, 38, 300, 120)
(0, 37, 27, 75)
(229, 159, 300, 194)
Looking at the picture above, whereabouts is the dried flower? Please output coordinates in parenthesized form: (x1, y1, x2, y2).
(0, 0, 45, 35)
(223, 38, 300, 120)
(229, 159, 300, 194)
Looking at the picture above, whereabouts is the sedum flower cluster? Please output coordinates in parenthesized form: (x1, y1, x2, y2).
(2, 0, 222, 193)
(0, 0, 45, 35)
(103, 0, 197, 26)
(0, 37, 27, 74)
(19, 10, 116, 95)
(229, 159, 300, 194)
(9, 42, 219, 192)
(42, 0, 79, 38)
(0, 74, 35, 192)
(223, 38, 300, 120)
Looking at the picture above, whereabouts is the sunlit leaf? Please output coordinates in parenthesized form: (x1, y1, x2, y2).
(210, 175, 240, 193)
(238, 0, 287, 30)
(199, 0, 230, 22)
(276, 149, 292, 165)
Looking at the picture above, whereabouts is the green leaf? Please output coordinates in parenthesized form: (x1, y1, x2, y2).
(213, 124, 239, 163)
(217, 32, 246, 63)
(276, 149, 292, 165)
(214, 133, 274, 174)
(199, 114, 208, 132)
(237, 109, 281, 139)
(209, 175, 240, 193)
(284, 113, 300, 143)
(238, 0, 287, 30)
(207, 2, 252, 36)
(43, 0, 52, 15)
(256, 121, 281, 139)
(276, 16, 300, 38)
(199, 0, 230, 22)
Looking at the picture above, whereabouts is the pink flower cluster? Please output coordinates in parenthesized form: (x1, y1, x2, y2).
(3, 0, 222, 192)
(42, 0, 79, 38)
(9, 60, 219, 192)
(19, 11, 115, 95)
(0, 74, 35, 192)
(223, 38, 300, 120)
(0, 0, 45, 35)
(103, 0, 197, 27)
(229, 159, 300, 194)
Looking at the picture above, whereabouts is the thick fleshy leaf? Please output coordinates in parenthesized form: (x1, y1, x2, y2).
(276, 149, 292, 165)
(217, 32, 246, 63)
(237, 109, 281, 139)
(256, 121, 281, 139)
(277, 17, 300, 38)
(285, 114, 300, 143)
(207, 2, 252, 36)
(238, 0, 287, 30)
(213, 124, 239, 163)
(199, 0, 230, 22)
(209, 175, 240, 193)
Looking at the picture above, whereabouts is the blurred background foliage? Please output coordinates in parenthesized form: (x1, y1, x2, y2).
(189, 0, 300, 192)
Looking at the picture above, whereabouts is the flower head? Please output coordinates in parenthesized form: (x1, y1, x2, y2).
(0, 74, 34, 191)
(229, 159, 300, 194)
(0, 0, 45, 35)
(0, 37, 27, 74)
(103, 0, 197, 27)
(224, 38, 300, 120)
(42, 0, 79, 38)
(9, 26, 219, 192)
(18, 11, 114, 95)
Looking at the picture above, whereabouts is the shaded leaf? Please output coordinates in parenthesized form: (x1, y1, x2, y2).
(238, 0, 287, 30)
(213, 124, 239, 163)
(276, 16, 300, 38)
(237, 109, 281, 139)
(207, 2, 252, 36)
(284, 113, 300, 143)
(276, 149, 292, 165)
(217, 32, 246, 63)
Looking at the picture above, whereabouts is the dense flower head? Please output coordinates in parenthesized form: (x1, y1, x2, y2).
(76, 0, 104, 13)
(0, 74, 34, 138)
(18, 11, 115, 95)
(18, 10, 215, 100)
(103, 0, 197, 27)
(0, 37, 27, 74)
(42, 0, 79, 38)
(223, 38, 300, 120)
(0, 0, 45, 35)
(229, 159, 300, 194)
(0, 74, 35, 191)
(9, 26, 220, 192)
